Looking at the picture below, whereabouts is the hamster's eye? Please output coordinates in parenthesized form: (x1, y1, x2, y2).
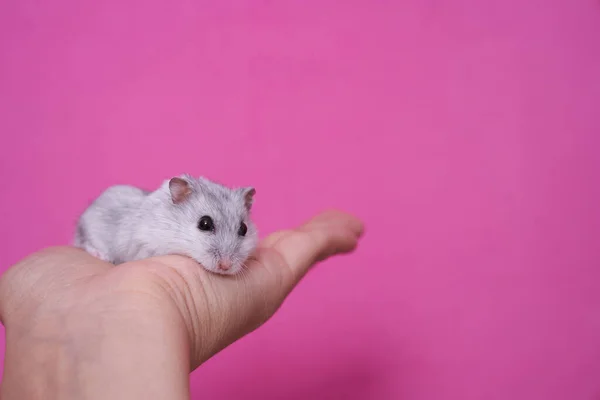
(198, 216, 214, 232)
(238, 222, 248, 237)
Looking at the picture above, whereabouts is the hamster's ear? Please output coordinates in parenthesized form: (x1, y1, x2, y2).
(241, 187, 256, 211)
(169, 177, 192, 204)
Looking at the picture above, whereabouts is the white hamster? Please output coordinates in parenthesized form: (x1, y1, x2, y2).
(74, 174, 258, 275)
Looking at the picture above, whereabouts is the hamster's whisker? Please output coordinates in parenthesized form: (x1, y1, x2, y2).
(238, 266, 252, 305)
(240, 261, 252, 277)
(234, 268, 251, 305)
(234, 263, 250, 297)
(237, 262, 247, 277)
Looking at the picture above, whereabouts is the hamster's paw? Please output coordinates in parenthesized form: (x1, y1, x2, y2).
(83, 246, 111, 263)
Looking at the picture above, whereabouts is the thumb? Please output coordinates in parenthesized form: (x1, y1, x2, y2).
(259, 209, 365, 284)
(214, 209, 364, 321)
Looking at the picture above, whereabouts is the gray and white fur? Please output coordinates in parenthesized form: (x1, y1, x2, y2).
(74, 174, 258, 275)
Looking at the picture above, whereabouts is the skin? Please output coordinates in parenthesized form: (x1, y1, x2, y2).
(0, 210, 364, 400)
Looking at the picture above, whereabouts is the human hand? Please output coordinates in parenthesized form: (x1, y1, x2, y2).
(0, 210, 363, 400)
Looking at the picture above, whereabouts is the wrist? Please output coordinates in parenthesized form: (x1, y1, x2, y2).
(1, 293, 191, 400)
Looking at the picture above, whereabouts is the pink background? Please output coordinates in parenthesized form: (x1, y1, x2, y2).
(1, 0, 600, 398)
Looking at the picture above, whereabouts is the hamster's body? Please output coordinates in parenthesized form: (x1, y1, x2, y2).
(74, 175, 258, 275)
(75, 185, 153, 264)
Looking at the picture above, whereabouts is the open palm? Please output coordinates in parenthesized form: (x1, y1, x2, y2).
(0, 210, 364, 372)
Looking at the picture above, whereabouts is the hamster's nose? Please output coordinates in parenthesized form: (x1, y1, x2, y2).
(218, 260, 232, 271)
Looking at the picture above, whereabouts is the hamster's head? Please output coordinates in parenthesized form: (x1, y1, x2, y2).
(165, 175, 259, 275)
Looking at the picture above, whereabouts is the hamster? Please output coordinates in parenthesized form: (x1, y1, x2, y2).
(74, 174, 258, 275)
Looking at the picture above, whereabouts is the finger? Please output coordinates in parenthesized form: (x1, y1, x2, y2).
(302, 209, 365, 237)
(259, 210, 364, 282)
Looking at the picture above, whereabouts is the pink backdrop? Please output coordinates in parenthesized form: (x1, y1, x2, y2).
(1, 0, 600, 398)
